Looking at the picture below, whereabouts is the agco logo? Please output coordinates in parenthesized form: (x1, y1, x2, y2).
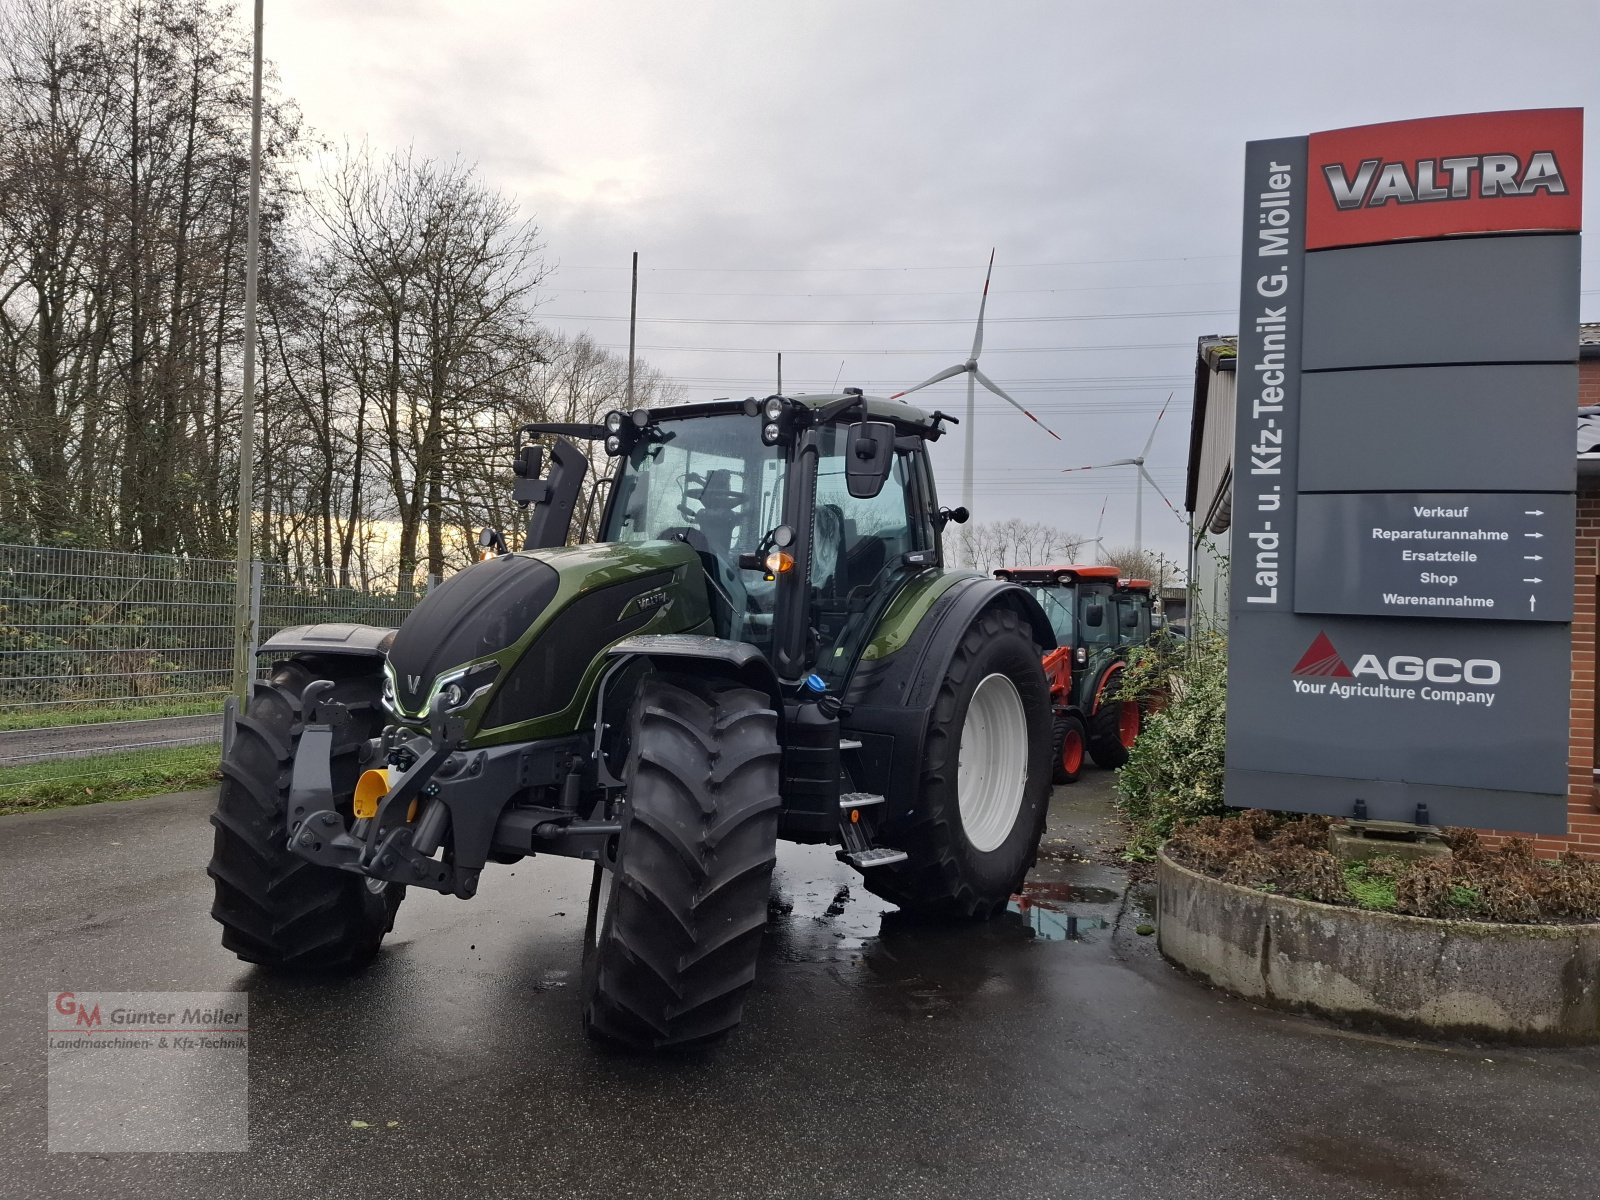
(1290, 633, 1501, 708)
(1322, 150, 1568, 211)
(54, 991, 102, 1029)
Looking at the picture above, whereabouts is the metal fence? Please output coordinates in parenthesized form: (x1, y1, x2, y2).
(0, 543, 423, 804)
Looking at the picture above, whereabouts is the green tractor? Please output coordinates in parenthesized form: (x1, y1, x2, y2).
(209, 391, 1056, 1049)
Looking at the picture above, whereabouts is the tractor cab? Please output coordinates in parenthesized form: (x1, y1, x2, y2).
(1112, 577, 1154, 647)
(993, 563, 1142, 781)
(590, 390, 958, 687)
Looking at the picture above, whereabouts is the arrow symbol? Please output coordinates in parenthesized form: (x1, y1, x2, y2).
(1524, 532, 1544, 539)
(1524, 555, 1543, 561)
(1525, 509, 1545, 516)
(1530, 594, 1538, 612)
(1523, 577, 1543, 584)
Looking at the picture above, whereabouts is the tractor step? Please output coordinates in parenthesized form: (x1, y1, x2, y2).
(841, 847, 909, 869)
(839, 791, 885, 810)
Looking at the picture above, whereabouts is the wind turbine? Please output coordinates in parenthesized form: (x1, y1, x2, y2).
(889, 250, 1061, 513)
(1089, 496, 1109, 563)
(1060, 393, 1181, 564)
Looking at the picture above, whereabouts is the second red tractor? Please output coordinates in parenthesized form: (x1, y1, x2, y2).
(993, 565, 1153, 783)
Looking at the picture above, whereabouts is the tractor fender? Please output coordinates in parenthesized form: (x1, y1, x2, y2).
(259, 622, 397, 661)
(842, 576, 1054, 817)
(603, 633, 784, 716)
(1089, 658, 1127, 716)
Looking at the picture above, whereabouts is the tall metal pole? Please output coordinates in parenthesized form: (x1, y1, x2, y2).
(230, 0, 264, 708)
(776, 351, 782, 395)
(624, 250, 638, 407)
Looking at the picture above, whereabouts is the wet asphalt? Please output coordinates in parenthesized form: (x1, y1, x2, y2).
(3, 771, 1599, 1199)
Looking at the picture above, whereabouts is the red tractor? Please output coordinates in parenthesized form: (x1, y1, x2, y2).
(993, 565, 1152, 783)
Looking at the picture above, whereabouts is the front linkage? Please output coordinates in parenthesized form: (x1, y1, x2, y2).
(283, 682, 610, 899)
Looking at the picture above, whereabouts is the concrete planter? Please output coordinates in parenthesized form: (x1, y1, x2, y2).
(1157, 851, 1600, 1043)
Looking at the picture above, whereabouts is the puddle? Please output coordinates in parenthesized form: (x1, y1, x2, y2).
(1015, 879, 1121, 907)
(1005, 900, 1109, 941)
(1003, 877, 1119, 941)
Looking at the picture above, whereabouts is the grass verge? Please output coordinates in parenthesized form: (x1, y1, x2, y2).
(0, 697, 225, 732)
(0, 743, 220, 816)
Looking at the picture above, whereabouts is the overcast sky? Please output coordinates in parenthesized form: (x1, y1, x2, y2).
(270, 0, 1600, 568)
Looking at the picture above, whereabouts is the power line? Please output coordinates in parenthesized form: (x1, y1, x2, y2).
(596, 341, 1192, 356)
(540, 309, 1231, 327)
(667, 373, 1188, 386)
(545, 280, 1238, 299)
(554, 254, 1239, 273)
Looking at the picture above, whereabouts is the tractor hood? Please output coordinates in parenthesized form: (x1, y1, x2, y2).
(386, 553, 560, 715)
(383, 539, 708, 737)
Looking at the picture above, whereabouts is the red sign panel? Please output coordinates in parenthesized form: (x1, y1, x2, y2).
(1305, 108, 1582, 250)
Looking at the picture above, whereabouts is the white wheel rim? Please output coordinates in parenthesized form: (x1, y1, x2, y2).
(957, 672, 1029, 854)
(588, 862, 614, 951)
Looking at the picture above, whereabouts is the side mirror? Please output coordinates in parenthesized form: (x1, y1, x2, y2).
(937, 505, 970, 527)
(1121, 607, 1140, 630)
(845, 421, 895, 499)
(479, 527, 509, 558)
(518, 437, 589, 549)
(512, 443, 545, 482)
(1084, 604, 1105, 628)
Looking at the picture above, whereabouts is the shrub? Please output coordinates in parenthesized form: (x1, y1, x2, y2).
(1169, 816, 1600, 924)
(1116, 630, 1228, 859)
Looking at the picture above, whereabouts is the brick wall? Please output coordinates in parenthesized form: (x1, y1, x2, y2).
(1485, 353, 1600, 856)
(1581, 354, 1600, 407)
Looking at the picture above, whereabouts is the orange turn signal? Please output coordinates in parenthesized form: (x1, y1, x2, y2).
(353, 768, 390, 820)
(765, 550, 795, 574)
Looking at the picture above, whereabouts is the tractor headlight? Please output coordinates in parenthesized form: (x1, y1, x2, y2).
(762, 396, 785, 422)
(762, 423, 781, 445)
(604, 410, 625, 433)
(605, 434, 623, 456)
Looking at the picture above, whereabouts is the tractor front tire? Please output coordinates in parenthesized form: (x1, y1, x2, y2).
(864, 606, 1053, 919)
(582, 675, 781, 1050)
(1051, 711, 1088, 785)
(208, 658, 404, 972)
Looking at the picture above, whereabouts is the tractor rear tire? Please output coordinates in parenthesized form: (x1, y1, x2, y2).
(864, 606, 1053, 919)
(1051, 712, 1088, 785)
(582, 674, 781, 1050)
(208, 658, 404, 972)
(1088, 693, 1141, 770)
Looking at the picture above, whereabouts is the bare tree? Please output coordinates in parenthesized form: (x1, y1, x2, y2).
(951, 519, 1086, 573)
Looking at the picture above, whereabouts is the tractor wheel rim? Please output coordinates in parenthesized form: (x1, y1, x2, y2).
(1062, 728, 1084, 775)
(591, 868, 612, 946)
(957, 672, 1029, 854)
(1119, 702, 1140, 748)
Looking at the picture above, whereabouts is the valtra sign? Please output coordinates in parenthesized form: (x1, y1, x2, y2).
(1305, 108, 1583, 249)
